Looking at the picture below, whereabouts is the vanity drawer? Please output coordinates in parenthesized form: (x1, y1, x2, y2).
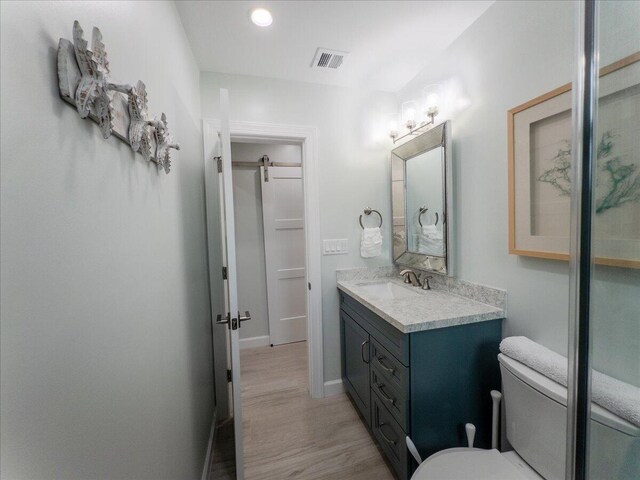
(370, 338, 409, 395)
(371, 367, 409, 431)
(340, 292, 409, 366)
(372, 391, 408, 480)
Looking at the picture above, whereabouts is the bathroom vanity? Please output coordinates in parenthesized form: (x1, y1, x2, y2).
(338, 272, 505, 480)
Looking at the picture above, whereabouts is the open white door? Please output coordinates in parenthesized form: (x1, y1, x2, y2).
(214, 88, 246, 479)
(260, 166, 307, 346)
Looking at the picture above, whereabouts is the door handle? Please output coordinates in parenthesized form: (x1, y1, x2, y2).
(238, 311, 252, 323)
(361, 340, 369, 364)
(216, 313, 230, 325)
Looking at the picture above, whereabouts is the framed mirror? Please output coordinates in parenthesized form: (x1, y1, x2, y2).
(391, 121, 453, 275)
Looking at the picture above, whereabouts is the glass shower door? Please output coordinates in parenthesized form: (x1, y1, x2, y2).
(568, 1, 640, 479)
(588, 1, 640, 478)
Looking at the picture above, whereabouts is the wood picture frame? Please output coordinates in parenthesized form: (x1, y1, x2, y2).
(508, 52, 640, 269)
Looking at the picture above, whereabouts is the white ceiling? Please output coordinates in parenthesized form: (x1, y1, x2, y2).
(176, 1, 494, 92)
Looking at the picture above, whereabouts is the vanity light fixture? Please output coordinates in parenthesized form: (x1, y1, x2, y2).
(251, 8, 273, 27)
(388, 115, 399, 141)
(405, 107, 417, 130)
(391, 97, 440, 143)
(401, 101, 418, 131)
(424, 93, 440, 124)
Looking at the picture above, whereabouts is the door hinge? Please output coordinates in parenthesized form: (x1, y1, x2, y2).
(308, 282, 312, 291)
(222, 266, 228, 280)
(226, 369, 232, 382)
(215, 156, 222, 173)
(261, 155, 269, 182)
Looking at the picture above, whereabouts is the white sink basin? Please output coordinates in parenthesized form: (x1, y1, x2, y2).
(355, 281, 418, 300)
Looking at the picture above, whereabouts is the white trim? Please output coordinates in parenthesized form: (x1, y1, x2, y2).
(203, 119, 325, 400)
(201, 410, 217, 480)
(323, 379, 345, 396)
(239, 335, 271, 350)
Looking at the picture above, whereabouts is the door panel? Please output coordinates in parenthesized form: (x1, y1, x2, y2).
(261, 166, 307, 346)
(204, 126, 229, 422)
(342, 310, 371, 425)
(203, 90, 246, 479)
(218, 88, 244, 480)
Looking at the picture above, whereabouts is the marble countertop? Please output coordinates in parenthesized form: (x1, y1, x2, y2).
(337, 276, 505, 334)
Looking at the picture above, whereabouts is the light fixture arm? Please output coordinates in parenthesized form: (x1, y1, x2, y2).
(391, 113, 439, 143)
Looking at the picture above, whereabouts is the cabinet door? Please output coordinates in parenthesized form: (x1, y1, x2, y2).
(341, 310, 370, 426)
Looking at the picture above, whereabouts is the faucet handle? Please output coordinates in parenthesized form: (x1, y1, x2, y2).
(399, 269, 412, 284)
(420, 274, 433, 290)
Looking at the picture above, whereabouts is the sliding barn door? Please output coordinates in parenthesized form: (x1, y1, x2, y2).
(260, 166, 307, 346)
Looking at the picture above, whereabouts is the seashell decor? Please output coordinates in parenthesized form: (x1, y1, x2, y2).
(57, 21, 180, 173)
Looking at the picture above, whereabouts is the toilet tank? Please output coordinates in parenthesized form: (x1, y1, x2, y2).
(498, 354, 640, 480)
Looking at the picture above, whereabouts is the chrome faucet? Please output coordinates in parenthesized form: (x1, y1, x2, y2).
(400, 269, 421, 287)
(400, 269, 433, 290)
(420, 274, 433, 290)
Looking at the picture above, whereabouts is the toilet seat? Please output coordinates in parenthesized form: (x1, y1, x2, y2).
(411, 448, 538, 480)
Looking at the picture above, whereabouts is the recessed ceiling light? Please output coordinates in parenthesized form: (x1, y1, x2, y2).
(251, 8, 273, 27)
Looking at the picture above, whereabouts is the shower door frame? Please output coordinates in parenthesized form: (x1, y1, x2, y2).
(566, 1, 598, 479)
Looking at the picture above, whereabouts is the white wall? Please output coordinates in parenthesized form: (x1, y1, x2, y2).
(0, 2, 212, 478)
(398, 0, 640, 385)
(201, 74, 397, 382)
(231, 142, 302, 341)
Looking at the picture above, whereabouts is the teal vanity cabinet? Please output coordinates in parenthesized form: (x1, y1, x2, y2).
(340, 290, 503, 480)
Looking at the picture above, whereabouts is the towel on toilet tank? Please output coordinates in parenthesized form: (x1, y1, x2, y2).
(500, 336, 640, 427)
(360, 227, 382, 258)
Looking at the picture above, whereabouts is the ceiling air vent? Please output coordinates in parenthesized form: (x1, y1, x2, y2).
(311, 48, 349, 70)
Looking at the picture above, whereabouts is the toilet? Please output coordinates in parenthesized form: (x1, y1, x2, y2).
(410, 353, 640, 480)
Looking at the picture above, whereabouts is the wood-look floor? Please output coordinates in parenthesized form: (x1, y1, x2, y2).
(240, 341, 395, 480)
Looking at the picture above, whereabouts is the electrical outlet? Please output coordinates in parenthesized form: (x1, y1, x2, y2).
(322, 239, 348, 255)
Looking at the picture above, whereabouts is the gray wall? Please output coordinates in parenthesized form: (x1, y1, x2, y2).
(201, 74, 398, 382)
(398, 0, 640, 385)
(0, 2, 212, 478)
(231, 143, 302, 340)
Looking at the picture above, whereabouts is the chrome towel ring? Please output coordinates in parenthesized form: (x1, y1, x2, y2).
(418, 207, 438, 227)
(359, 207, 383, 229)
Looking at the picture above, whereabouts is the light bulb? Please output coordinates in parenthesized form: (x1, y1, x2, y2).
(251, 8, 273, 27)
(426, 93, 439, 108)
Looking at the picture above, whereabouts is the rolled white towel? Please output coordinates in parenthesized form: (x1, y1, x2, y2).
(500, 336, 640, 427)
(500, 336, 567, 386)
(360, 227, 382, 258)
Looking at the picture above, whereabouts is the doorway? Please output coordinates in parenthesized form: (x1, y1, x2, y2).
(202, 116, 324, 479)
(231, 142, 307, 350)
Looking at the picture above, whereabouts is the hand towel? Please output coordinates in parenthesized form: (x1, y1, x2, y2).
(415, 225, 444, 255)
(421, 224, 442, 239)
(500, 336, 640, 427)
(361, 227, 383, 258)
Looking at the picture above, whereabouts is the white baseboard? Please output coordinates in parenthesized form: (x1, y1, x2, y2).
(323, 379, 344, 396)
(239, 335, 270, 349)
(201, 409, 217, 480)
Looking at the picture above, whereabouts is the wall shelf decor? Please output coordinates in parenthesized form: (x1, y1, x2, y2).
(507, 52, 640, 269)
(57, 21, 179, 173)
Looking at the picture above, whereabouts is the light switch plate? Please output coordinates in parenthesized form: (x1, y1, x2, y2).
(322, 239, 348, 255)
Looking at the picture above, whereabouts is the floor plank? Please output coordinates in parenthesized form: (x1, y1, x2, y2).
(241, 341, 395, 480)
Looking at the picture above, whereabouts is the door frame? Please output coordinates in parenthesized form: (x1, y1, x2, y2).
(203, 118, 324, 399)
